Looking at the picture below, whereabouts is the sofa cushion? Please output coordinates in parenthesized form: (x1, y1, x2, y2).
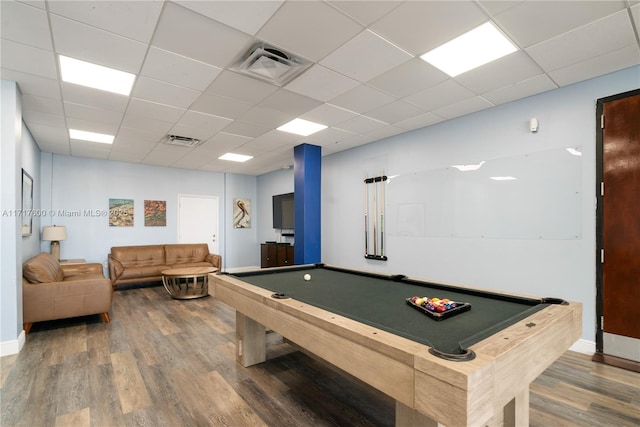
(165, 244, 209, 265)
(110, 245, 165, 267)
(23, 253, 64, 283)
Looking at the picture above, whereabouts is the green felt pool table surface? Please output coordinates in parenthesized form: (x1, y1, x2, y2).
(230, 264, 556, 357)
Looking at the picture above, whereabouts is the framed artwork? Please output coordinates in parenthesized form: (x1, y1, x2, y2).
(109, 198, 134, 226)
(144, 200, 166, 226)
(21, 169, 33, 236)
(233, 198, 251, 228)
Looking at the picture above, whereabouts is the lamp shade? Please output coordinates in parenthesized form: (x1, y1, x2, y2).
(42, 226, 67, 241)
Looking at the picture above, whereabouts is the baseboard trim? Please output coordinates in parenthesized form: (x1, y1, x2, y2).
(569, 338, 595, 355)
(592, 352, 640, 373)
(0, 330, 25, 357)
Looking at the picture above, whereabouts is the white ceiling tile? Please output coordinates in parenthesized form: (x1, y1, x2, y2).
(169, 110, 233, 141)
(320, 30, 412, 83)
(116, 126, 167, 144)
(0, 39, 56, 79)
(305, 127, 354, 146)
(64, 102, 124, 127)
(454, 51, 542, 94)
(171, 148, 219, 169)
(367, 59, 449, 98)
(526, 10, 636, 72)
(328, 1, 402, 26)
(21, 94, 64, 115)
(477, 1, 523, 16)
(364, 100, 425, 124)
(300, 104, 358, 126)
(190, 92, 252, 119)
(70, 140, 111, 159)
(370, 1, 487, 55)
(175, 1, 283, 35)
(126, 98, 186, 123)
(140, 47, 222, 91)
(132, 76, 202, 109)
(335, 115, 387, 134)
(22, 110, 66, 128)
(120, 113, 173, 136)
(236, 107, 292, 128)
(222, 120, 272, 138)
(151, 2, 252, 68)
(16, 1, 46, 10)
(61, 83, 130, 113)
(404, 80, 475, 111)
(548, 45, 640, 87)
(482, 74, 557, 105)
(200, 132, 252, 153)
(205, 71, 278, 104)
(494, 1, 627, 48)
(257, 89, 322, 116)
(111, 138, 157, 155)
(257, 1, 363, 61)
(26, 122, 70, 151)
(143, 146, 190, 167)
(1, 1, 52, 50)
(285, 65, 360, 102)
(330, 84, 396, 114)
(108, 151, 146, 163)
(0, 69, 60, 99)
(47, 0, 163, 43)
(394, 112, 445, 131)
(633, 4, 640, 27)
(50, 15, 147, 73)
(246, 130, 302, 152)
(364, 125, 406, 141)
(432, 96, 494, 120)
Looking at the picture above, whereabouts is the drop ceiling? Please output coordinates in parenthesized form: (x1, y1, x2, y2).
(1, 0, 639, 176)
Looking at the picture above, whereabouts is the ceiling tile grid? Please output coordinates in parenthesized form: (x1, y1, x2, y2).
(0, 0, 638, 175)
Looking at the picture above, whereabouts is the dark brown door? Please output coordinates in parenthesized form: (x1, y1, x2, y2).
(601, 91, 640, 339)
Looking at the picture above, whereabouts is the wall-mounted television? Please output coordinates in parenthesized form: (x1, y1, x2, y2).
(273, 192, 294, 229)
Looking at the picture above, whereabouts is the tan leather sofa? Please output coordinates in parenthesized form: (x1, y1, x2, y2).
(22, 253, 113, 334)
(108, 243, 221, 289)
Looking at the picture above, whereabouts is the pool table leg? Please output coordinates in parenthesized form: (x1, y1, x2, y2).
(396, 401, 441, 427)
(503, 386, 529, 427)
(236, 312, 266, 367)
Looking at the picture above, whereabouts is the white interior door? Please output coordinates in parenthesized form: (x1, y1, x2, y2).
(178, 195, 219, 255)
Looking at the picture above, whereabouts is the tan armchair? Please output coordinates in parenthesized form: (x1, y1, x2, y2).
(22, 253, 113, 334)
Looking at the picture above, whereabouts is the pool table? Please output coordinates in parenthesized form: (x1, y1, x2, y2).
(211, 264, 582, 426)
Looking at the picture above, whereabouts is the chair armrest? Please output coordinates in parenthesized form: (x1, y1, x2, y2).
(108, 254, 123, 283)
(62, 263, 104, 278)
(205, 253, 222, 270)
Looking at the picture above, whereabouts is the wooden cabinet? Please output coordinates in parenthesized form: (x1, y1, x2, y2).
(261, 243, 294, 268)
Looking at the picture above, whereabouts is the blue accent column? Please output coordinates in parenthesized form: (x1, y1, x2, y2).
(294, 144, 321, 264)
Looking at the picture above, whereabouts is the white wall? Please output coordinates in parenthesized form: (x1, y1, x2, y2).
(320, 65, 640, 344)
(224, 173, 259, 268)
(40, 154, 229, 270)
(256, 168, 295, 245)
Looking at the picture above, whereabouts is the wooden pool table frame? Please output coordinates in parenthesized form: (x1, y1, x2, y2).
(210, 266, 582, 426)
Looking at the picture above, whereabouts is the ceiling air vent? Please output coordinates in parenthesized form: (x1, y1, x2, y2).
(164, 134, 202, 148)
(232, 43, 311, 86)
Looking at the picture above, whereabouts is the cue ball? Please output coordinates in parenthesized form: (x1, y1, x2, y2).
(304, 274, 311, 281)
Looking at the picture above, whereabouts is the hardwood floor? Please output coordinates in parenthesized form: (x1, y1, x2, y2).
(1, 284, 638, 427)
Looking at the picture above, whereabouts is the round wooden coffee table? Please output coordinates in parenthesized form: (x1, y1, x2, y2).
(161, 267, 216, 299)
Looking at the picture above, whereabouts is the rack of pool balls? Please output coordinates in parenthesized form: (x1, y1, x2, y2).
(406, 296, 471, 320)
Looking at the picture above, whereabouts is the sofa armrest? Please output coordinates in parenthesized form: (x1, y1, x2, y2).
(62, 263, 104, 278)
(108, 254, 123, 283)
(205, 253, 222, 270)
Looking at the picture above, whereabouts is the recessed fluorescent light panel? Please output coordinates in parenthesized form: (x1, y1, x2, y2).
(452, 161, 486, 171)
(277, 118, 327, 136)
(420, 22, 517, 77)
(219, 153, 253, 162)
(490, 176, 517, 181)
(69, 129, 114, 144)
(59, 55, 136, 95)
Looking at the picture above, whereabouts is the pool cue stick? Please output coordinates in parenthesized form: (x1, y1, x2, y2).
(380, 173, 385, 257)
(364, 178, 369, 256)
(373, 177, 378, 256)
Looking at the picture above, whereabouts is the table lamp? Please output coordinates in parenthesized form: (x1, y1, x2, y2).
(42, 225, 67, 261)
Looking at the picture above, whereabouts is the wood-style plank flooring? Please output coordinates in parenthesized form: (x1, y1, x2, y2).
(2, 284, 639, 427)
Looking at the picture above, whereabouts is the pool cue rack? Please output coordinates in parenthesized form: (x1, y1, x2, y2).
(364, 174, 388, 261)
